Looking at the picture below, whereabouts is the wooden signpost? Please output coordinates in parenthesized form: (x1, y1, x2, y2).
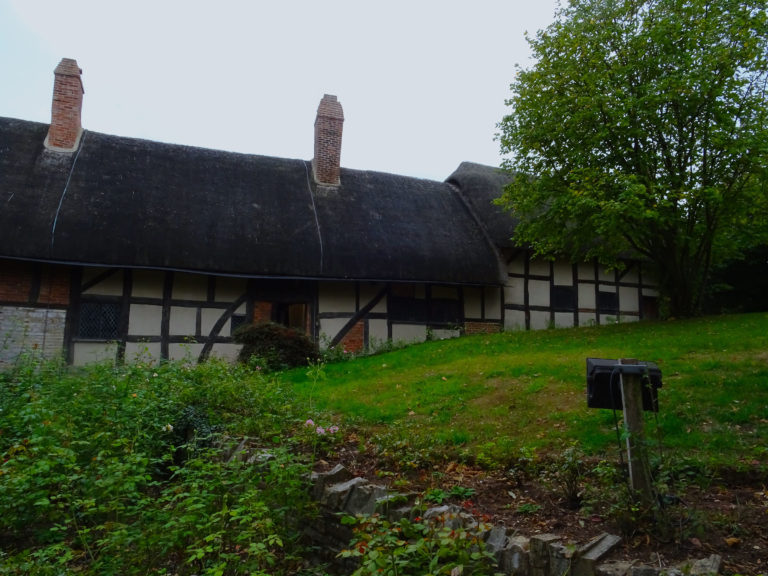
(618, 358, 655, 508)
(586, 357, 661, 508)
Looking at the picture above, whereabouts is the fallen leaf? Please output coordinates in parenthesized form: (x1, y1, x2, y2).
(724, 537, 741, 548)
(690, 537, 702, 548)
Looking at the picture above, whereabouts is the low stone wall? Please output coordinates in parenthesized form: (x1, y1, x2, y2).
(308, 464, 722, 576)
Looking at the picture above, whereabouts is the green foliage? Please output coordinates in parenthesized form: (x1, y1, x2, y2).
(0, 358, 312, 575)
(232, 322, 319, 371)
(423, 486, 477, 505)
(497, 0, 768, 317)
(579, 455, 729, 542)
(543, 443, 585, 509)
(515, 502, 543, 516)
(338, 513, 497, 576)
(367, 422, 456, 471)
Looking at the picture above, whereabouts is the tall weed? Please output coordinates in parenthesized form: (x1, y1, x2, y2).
(0, 358, 312, 575)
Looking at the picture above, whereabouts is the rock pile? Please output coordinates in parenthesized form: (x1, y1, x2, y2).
(307, 464, 722, 576)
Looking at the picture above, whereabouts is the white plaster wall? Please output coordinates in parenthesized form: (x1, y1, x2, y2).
(529, 310, 551, 330)
(201, 308, 231, 336)
(318, 282, 356, 313)
(579, 312, 597, 327)
(528, 280, 550, 308)
(131, 271, 164, 298)
(359, 284, 388, 313)
(170, 306, 197, 336)
(578, 262, 595, 280)
(124, 341, 162, 363)
(73, 342, 118, 366)
(128, 304, 162, 336)
(504, 281, 525, 307)
(529, 259, 550, 277)
(508, 255, 525, 275)
(484, 286, 502, 320)
(82, 269, 123, 296)
(504, 310, 526, 331)
(578, 286, 596, 309)
(169, 342, 205, 362)
(0, 306, 66, 365)
(430, 328, 461, 340)
(619, 286, 640, 313)
(215, 277, 247, 302)
(173, 273, 208, 301)
(368, 319, 389, 348)
(210, 343, 242, 362)
(318, 318, 347, 347)
(391, 323, 427, 344)
(598, 267, 615, 282)
(554, 312, 575, 328)
(463, 287, 482, 318)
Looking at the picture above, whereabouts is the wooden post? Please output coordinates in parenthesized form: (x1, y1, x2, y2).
(619, 358, 655, 508)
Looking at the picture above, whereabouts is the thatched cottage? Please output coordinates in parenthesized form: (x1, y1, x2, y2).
(0, 59, 659, 365)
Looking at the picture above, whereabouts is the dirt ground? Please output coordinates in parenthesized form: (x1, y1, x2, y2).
(320, 442, 768, 575)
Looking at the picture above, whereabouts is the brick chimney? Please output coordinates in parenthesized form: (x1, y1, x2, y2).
(313, 94, 344, 186)
(46, 58, 84, 151)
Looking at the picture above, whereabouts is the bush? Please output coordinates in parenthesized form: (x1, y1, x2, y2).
(0, 358, 314, 575)
(339, 513, 497, 576)
(233, 322, 318, 371)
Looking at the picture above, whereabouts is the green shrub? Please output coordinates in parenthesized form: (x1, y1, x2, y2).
(233, 322, 318, 371)
(339, 513, 497, 576)
(0, 357, 313, 575)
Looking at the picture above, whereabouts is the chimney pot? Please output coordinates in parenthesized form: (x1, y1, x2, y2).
(46, 58, 84, 151)
(313, 94, 344, 185)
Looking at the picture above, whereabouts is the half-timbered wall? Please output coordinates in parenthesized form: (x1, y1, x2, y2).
(0, 259, 71, 366)
(1, 255, 659, 367)
(315, 281, 503, 353)
(503, 252, 659, 330)
(71, 268, 248, 365)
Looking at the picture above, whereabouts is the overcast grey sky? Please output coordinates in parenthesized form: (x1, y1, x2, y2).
(0, 0, 561, 181)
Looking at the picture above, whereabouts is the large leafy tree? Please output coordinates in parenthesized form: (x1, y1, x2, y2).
(497, 0, 768, 317)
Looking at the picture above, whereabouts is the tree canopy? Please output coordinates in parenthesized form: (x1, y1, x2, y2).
(497, 0, 768, 317)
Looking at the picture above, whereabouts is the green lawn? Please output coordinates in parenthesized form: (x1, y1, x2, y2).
(284, 313, 768, 468)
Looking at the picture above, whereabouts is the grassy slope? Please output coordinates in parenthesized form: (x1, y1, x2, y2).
(284, 313, 768, 467)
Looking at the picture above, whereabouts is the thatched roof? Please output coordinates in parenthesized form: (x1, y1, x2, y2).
(0, 117, 509, 285)
(447, 162, 517, 250)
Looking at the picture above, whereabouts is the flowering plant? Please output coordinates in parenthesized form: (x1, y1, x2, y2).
(301, 417, 342, 457)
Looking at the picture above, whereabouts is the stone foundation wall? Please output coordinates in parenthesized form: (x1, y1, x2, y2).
(308, 464, 722, 576)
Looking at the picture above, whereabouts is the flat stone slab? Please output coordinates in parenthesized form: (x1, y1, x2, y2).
(344, 482, 388, 515)
(685, 554, 722, 576)
(321, 476, 368, 510)
(311, 463, 354, 500)
(596, 560, 633, 576)
(573, 533, 623, 576)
